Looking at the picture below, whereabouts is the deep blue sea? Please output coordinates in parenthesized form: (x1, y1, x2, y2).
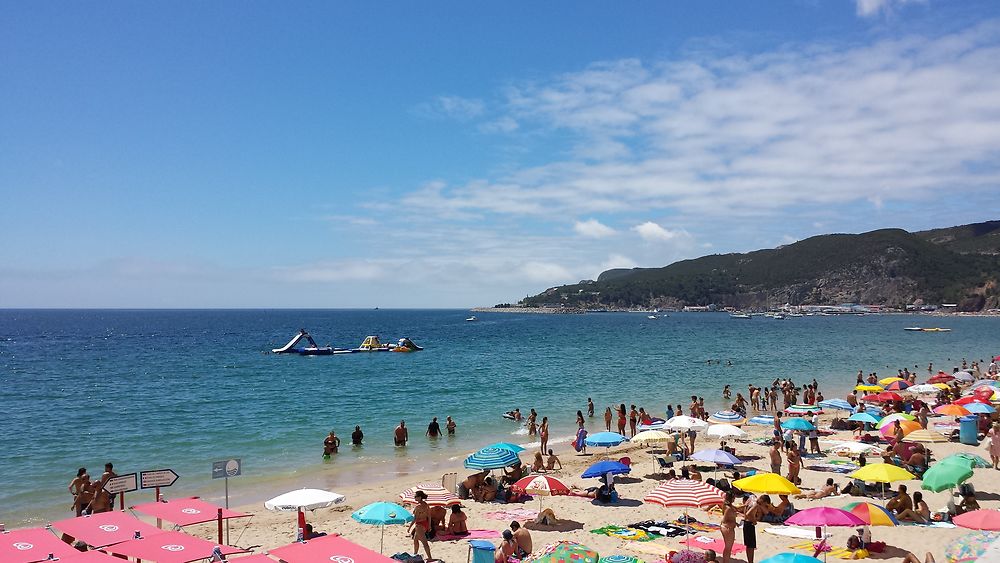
(1, 309, 997, 526)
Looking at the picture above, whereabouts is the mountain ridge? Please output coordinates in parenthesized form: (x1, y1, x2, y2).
(521, 221, 1000, 311)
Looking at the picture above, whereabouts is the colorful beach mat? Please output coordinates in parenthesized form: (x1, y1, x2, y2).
(590, 526, 658, 542)
(788, 540, 861, 559)
(681, 535, 746, 554)
(670, 519, 721, 533)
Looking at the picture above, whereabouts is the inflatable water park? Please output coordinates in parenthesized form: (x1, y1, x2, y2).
(271, 329, 423, 356)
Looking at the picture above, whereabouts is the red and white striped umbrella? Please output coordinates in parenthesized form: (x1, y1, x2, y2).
(399, 483, 461, 507)
(512, 475, 571, 497)
(644, 479, 725, 509)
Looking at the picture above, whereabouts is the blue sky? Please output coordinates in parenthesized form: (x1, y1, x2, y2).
(2, 0, 1000, 307)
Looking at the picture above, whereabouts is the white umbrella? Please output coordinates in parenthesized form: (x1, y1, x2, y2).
(632, 430, 673, 444)
(954, 371, 975, 382)
(829, 441, 882, 456)
(665, 415, 709, 432)
(707, 424, 747, 438)
(908, 384, 941, 395)
(265, 488, 346, 539)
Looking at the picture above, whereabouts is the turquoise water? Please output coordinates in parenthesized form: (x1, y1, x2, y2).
(1, 309, 997, 526)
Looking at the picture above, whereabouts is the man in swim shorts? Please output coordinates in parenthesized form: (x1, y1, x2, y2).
(426, 417, 441, 438)
(351, 425, 363, 445)
(395, 420, 408, 446)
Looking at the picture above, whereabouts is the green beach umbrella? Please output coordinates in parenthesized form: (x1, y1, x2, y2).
(942, 453, 991, 469)
(921, 462, 973, 493)
(600, 556, 642, 563)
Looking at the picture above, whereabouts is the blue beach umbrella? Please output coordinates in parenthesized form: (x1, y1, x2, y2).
(691, 449, 741, 465)
(965, 402, 996, 414)
(855, 405, 883, 417)
(486, 442, 527, 453)
(582, 460, 631, 478)
(352, 501, 413, 553)
(464, 447, 521, 470)
(748, 415, 774, 426)
(585, 432, 629, 447)
(848, 412, 880, 425)
(818, 399, 854, 412)
(760, 554, 821, 563)
(781, 418, 815, 431)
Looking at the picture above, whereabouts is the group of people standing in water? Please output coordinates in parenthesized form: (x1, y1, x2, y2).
(322, 416, 458, 457)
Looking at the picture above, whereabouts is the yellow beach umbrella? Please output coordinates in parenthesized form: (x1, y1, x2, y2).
(632, 430, 672, 444)
(932, 383, 950, 390)
(855, 384, 884, 392)
(733, 472, 801, 495)
(879, 377, 905, 386)
(849, 463, 915, 483)
(906, 429, 949, 443)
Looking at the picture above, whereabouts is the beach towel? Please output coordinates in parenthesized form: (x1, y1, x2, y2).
(807, 462, 859, 473)
(788, 540, 863, 559)
(484, 509, 538, 520)
(763, 526, 829, 539)
(681, 535, 746, 554)
(670, 519, 720, 533)
(590, 526, 658, 542)
(431, 529, 500, 541)
(575, 428, 588, 452)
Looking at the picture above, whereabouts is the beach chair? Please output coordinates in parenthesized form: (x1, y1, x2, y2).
(654, 456, 673, 475)
(442, 472, 458, 494)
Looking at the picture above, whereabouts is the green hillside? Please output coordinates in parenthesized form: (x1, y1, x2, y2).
(522, 223, 1000, 311)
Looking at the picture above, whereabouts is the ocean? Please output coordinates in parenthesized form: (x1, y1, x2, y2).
(1, 309, 996, 526)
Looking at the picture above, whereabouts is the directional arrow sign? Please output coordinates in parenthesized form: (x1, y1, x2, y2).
(104, 472, 138, 494)
(140, 469, 179, 489)
(212, 458, 242, 479)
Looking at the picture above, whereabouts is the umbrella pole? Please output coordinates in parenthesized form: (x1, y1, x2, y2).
(380, 525, 385, 554)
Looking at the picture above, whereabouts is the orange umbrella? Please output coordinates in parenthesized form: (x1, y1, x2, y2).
(934, 404, 972, 417)
(879, 419, 921, 438)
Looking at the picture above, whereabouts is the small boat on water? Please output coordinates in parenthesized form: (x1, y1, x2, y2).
(466, 316, 477, 322)
(773, 314, 786, 320)
(730, 313, 751, 319)
(904, 327, 952, 332)
(648, 315, 658, 319)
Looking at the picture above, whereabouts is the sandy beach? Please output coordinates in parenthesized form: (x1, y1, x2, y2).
(165, 409, 997, 562)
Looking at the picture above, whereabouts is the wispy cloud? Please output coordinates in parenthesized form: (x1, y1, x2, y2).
(632, 221, 689, 242)
(574, 219, 617, 238)
(402, 21, 1000, 223)
(855, 0, 926, 18)
(414, 95, 485, 120)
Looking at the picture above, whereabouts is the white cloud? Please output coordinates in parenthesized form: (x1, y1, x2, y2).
(632, 221, 688, 242)
(855, 0, 925, 18)
(479, 116, 519, 133)
(415, 95, 485, 120)
(274, 260, 388, 283)
(599, 253, 638, 272)
(573, 219, 617, 238)
(397, 21, 1000, 222)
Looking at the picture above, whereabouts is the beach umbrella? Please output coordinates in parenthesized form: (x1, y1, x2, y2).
(0, 528, 80, 562)
(645, 479, 726, 544)
(945, 531, 1000, 563)
(786, 405, 823, 416)
(786, 507, 864, 528)
(935, 404, 972, 416)
(513, 475, 570, 510)
(932, 383, 951, 390)
(632, 429, 672, 445)
(929, 373, 955, 384)
(582, 460, 631, 478)
(855, 405, 883, 417)
(876, 413, 916, 428)
(964, 402, 996, 414)
(707, 424, 747, 438)
(908, 384, 941, 394)
(855, 385, 883, 392)
(848, 412, 880, 425)
(849, 463, 914, 483)
(876, 391, 904, 402)
(954, 396, 990, 405)
(955, 371, 975, 382)
(709, 410, 746, 424)
(691, 449, 741, 465)
(879, 420, 921, 438)
(921, 462, 974, 493)
(886, 381, 910, 391)
(842, 502, 899, 526)
(265, 488, 346, 539)
(944, 453, 991, 469)
(351, 501, 413, 553)
(861, 394, 881, 402)
(781, 418, 815, 431)
(760, 554, 821, 563)
(464, 446, 520, 470)
(955, 510, 1000, 531)
(585, 431, 629, 447)
(879, 377, 905, 386)
(666, 415, 709, 431)
(829, 441, 882, 456)
(523, 540, 600, 563)
(399, 483, 461, 507)
(818, 399, 853, 412)
(733, 472, 801, 495)
(906, 429, 949, 443)
(485, 441, 526, 453)
(599, 556, 641, 563)
(748, 415, 775, 426)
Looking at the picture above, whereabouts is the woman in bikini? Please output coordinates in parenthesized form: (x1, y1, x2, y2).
(617, 404, 627, 434)
(539, 416, 549, 454)
(407, 491, 432, 560)
(721, 491, 739, 563)
(604, 407, 613, 431)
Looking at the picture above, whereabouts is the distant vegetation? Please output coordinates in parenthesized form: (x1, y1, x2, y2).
(521, 222, 1000, 311)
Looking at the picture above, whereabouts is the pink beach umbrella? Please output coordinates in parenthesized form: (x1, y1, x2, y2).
(954, 510, 1000, 531)
(785, 507, 865, 562)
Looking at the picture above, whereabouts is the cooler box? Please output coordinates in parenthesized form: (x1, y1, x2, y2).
(468, 539, 495, 563)
(959, 415, 979, 445)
